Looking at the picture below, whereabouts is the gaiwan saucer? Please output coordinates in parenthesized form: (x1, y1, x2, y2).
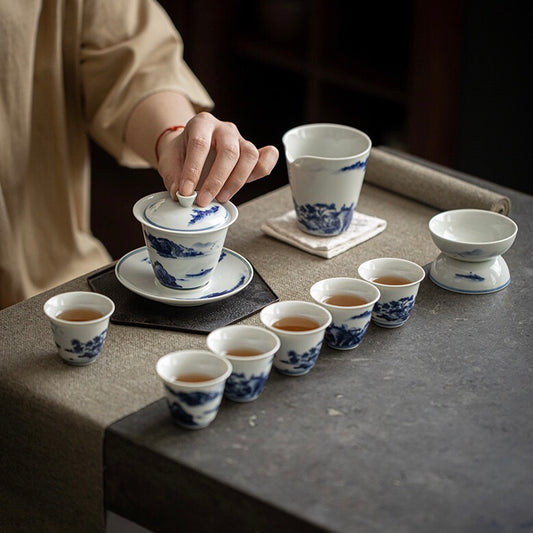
(115, 247, 253, 306)
(429, 253, 510, 294)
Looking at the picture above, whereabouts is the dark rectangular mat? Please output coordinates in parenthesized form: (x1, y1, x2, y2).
(87, 264, 278, 334)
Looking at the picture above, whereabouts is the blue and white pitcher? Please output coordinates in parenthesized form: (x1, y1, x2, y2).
(282, 123, 372, 236)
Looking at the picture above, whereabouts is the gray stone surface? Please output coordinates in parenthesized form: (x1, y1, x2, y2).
(105, 168, 533, 532)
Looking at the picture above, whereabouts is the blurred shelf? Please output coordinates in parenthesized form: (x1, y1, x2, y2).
(232, 38, 407, 104)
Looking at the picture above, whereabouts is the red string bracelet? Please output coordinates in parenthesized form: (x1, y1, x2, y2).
(155, 125, 185, 163)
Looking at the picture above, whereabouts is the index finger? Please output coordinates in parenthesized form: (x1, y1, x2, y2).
(178, 117, 214, 197)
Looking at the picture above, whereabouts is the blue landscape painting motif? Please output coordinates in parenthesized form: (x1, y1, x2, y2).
(201, 274, 247, 299)
(225, 371, 269, 401)
(152, 260, 212, 289)
(278, 341, 322, 375)
(60, 329, 107, 360)
(188, 205, 223, 226)
(326, 321, 369, 349)
(295, 202, 354, 234)
(373, 296, 414, 325)
(145, 231, 205, 258)
(164, 385, 221, 427)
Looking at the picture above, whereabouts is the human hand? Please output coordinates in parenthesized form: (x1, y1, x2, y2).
(156, 112, 279, 206)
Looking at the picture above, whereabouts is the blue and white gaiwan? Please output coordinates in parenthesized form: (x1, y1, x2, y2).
(133, 191, 238, 290)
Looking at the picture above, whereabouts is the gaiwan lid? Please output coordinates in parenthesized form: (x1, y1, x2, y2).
(135, 191, 232, 232)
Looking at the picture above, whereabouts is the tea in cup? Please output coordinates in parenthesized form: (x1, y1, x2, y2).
(43, 291, 115, 365)
(156, 350, 232, 429)
(310, 277, 380, 350)
(259, 301, 331, 376)
(206, 325, 281, 402)
(282, 123, 371, 236)
(358, 258, 425, 328)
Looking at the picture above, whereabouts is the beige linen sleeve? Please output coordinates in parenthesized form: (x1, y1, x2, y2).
(80, 0, 214, 167)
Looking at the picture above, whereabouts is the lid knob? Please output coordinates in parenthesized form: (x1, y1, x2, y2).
(176, 190, 197, 207)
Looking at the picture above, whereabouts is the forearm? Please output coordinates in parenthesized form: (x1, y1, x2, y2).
(124, 90, 196, 167)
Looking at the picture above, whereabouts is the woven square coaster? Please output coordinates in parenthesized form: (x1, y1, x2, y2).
(261, 210, 386, 258)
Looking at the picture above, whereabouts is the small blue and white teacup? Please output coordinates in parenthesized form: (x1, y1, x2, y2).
(156, 350, 232, 430)
(43, 291, 115, 366)
(260, 301, 332, 376)
(310, 278, 380, 350)
(206, 325, 280, 402)
(358, 258, 425, 328)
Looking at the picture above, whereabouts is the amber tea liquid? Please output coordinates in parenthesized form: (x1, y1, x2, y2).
(175, 373, 214, 383)
(225, 348, 263, 357)
(371, 275, 411, 285)
(272, 316, 320, 332)
(323, 294, 368, 306)
(57, 308, 103, 321)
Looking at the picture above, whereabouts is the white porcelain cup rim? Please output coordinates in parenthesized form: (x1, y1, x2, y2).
(358, 257, 426, 287)
(310, 277, 381, 308)
(428, 208, 518, 246)
(206, 325, 281, 361)
(282, 123, 372, 163)
(260, 300, 332, 335)
(156, 350, 232, 388)
(43, 291, 115, 324)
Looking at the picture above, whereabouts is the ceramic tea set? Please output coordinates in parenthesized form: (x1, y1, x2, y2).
(111, 124, 519, 430)
(114, 190, 253, 306)
(114, 122, 519, 304)
(44, 122, 519, 429)
(428, 208, 518, 294)
(282, 123, 371, 236)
